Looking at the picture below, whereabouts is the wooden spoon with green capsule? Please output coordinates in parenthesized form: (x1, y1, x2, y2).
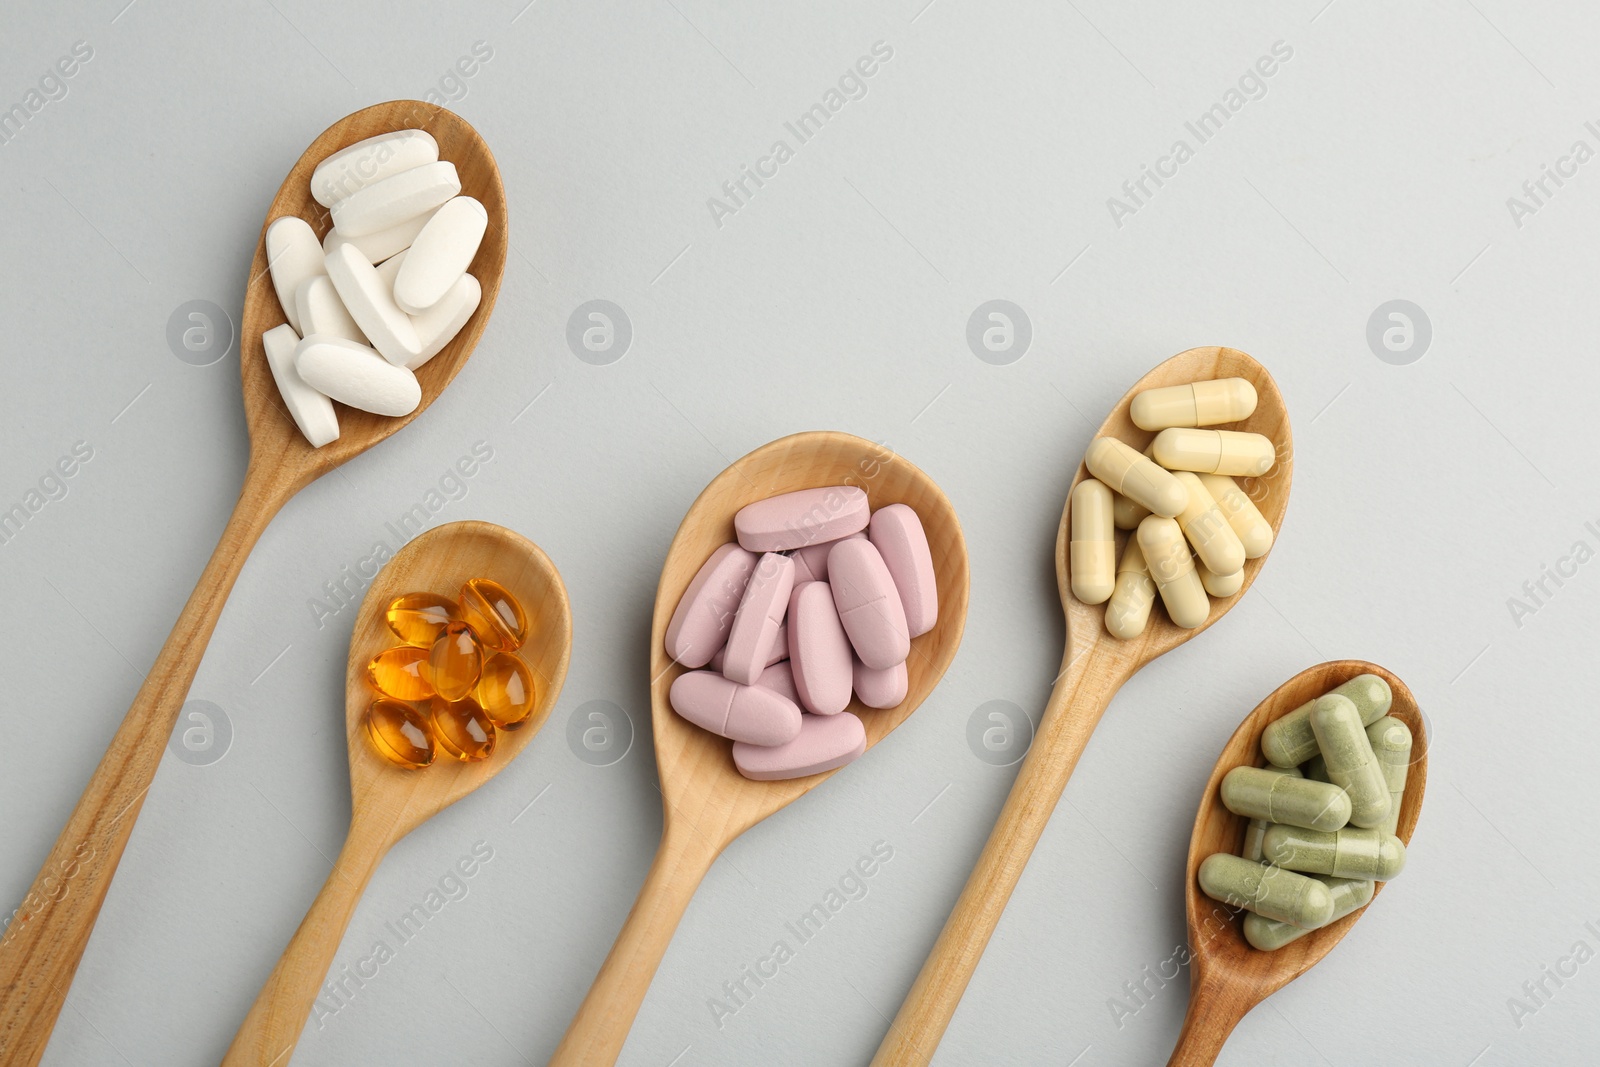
(1168, 660, 1428, 1066)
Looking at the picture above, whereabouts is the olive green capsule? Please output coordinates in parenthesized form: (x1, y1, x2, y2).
(1366, 716, 1413, 835)
(1222, 766, 1350, 832)
(1261, 674, 1393, 767)
(1243, 877, 1374, 951)
(1198, 853, 1334, 929)
(1238, 766, 1300, 862)
(1262, 825, 1406, 881)
(1310, 694, 1390, 828)
(1302, 753, 1328, 782)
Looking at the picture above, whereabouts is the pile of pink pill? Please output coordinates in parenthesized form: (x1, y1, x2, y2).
(665, 486, 938, 781)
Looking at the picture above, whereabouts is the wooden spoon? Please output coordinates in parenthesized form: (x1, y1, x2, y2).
(0, 100, 507, 1066)
(549, 430, 971, 1065)
(872, 347, 1292, 1065)
(222, 519, 571, 1066)
(1169, 660, 1427, 1066)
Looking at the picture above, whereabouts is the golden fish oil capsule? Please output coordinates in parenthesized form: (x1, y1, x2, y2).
(1130, 377, 1257, 431)
(476, 652, 536, 729)
(1084, 437, 1187, 518)
(367, 645, 434, 701)
(426, 622, 483, 701)
(1151, 428, 1276, 477)
(460, 577, 528, 652)
(430, 696, 497, 761)
(1135, 515, 1209, 628)
(1069, 479, 1116, 605)
(1199, 565, 1243, 598)
(1104, 538, 1157, 640)
(1112, 492, 1149, 530)
(363, 698, 434, 769)
(1197, 474, 1273, 559)
(385, 592, 461, 646)
(1171, 471, 1245, 576)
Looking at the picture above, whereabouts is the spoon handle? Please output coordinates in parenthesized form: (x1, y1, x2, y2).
(0, 464, 288, 1066)
(551, 817, 724, 1065)
(1166, 973, 1245, 1067)
(871, 642, 1124, 1065)
(223, 820, 390, 1067)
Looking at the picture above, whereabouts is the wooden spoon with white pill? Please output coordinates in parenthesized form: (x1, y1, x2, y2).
(872, 346, 1291, 1065)
(222, 520, 570, 1067)
(0, 100, 506, 1065)
(1168, 660, 1427, 1066)
(549, 431, 970, 1066)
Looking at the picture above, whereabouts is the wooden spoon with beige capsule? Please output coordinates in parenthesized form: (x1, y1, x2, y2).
(873, 346, 1292, 1065)
(222, 520, 571, 1066)
(549, 431, 970, 1066)
(0, 100, 506, 1066)
(1168, 660, 1427, 1066)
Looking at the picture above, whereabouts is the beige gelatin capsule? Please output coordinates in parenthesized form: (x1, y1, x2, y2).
(1151, 428, 1276, 478)
(1084, 437, 1187, 518)
(1135, 515, 1209, 628)
(476, 652, 537, 729)
(460, 577, 528, 652)
(1104, 538, 1157, 640)
(363, 698, 435, 769)
(430, 696, 497, 761)
(1171, 471, 1245, 576)
(1130, 377, 1257, 431)
(1199, 565, 1243, 598)
(1197, 474, 1273, 559)
(385, 592, 461, 646)
(1069, 479, 1116, 605)
(1112, 493, 1149, 531)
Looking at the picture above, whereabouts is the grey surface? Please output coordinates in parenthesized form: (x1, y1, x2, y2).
(1, 1, 1596, 1064)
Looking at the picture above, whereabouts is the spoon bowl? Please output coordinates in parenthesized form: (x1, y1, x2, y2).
(1168, 659, 1427, 1066)
(223, 520, 571, 1066)
(874, 347, 1292, 1064)
(551, 430, 970, 1065)
(0, 101, 506, 1066)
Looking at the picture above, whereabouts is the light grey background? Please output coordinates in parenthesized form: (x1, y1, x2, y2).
(2, 1, 1595, 1064)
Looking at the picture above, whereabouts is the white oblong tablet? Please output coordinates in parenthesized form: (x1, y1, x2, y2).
(265, 217, 326, 334)
(295, 336, 421, 417)
(311, 129, 438, 208)
(294, 276, 365, 344)
(394, 196, 488, 314)
(330, 161, 460, 237)
(408, 273, 481, 370)
(323, 207, 438, 265)
(325, 243, 421, 366)
(262, 325, 338, 447)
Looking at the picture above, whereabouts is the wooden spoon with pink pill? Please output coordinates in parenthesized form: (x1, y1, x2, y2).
(872, 346, 1292, 1065)
(0, 100, 506, 1065)
(550, 431, 970, 1065)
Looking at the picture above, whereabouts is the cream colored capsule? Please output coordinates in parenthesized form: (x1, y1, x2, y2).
(1112, 493, 1149, 531)
(1130, 377, 1257, 431)
(1152, 428, 1276, 477)
(1085, 437, 1187, 518)
(1069, 479, 1116, 605)
(1200, 565, 1243, 598)
(1136, 516, 1208, 628)
(1104, 538, 1156, 639)
(1172, 471, 1245, 576)
(1197, 474, 1274, 559)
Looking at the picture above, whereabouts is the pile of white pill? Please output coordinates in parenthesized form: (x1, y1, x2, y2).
(260, 128, 487, 447)
(664, 487, 938, 781)
(1199, 674, 1413, 951)
(1067, 377, 1277, 637)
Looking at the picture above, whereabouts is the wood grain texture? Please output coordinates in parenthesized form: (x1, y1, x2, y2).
(223, 520, 571, 1067)
(1167, 660, 1427, 1067)
(872, 347, 1293, 1065)
(549, 431, 970, 1066)
(0, 100, 506, 1067)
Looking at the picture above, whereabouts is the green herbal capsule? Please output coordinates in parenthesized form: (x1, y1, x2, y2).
(1261, 674, 1392, 767)
(1310, 695, 1390, 828)
(1263, 824, 1406, 881)
(1244, 877, 1375, 951)
(1198, 853, 1334, 929)
(1238, 766, 1300, 862)
(1366, 716, 1412, 835)
(1302, 753, 1328, 782)
(1222, 766, 1350, 832)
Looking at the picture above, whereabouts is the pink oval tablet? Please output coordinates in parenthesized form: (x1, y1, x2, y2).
(756, 661, 799, 704)
(790, 531, 866, 584)
(665, 543, 756, 668)
(669, 670, 802, 746)
(721, 553, 795, 685)
(711, 621, 787, 674)
(732, 712, 867, 781)
(869, 504, 938, 638)
(788, 581, 854, 715)
(853, 658, 908, 709)
(734, 486, 870, 553)
(827, 539, 910, 670)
